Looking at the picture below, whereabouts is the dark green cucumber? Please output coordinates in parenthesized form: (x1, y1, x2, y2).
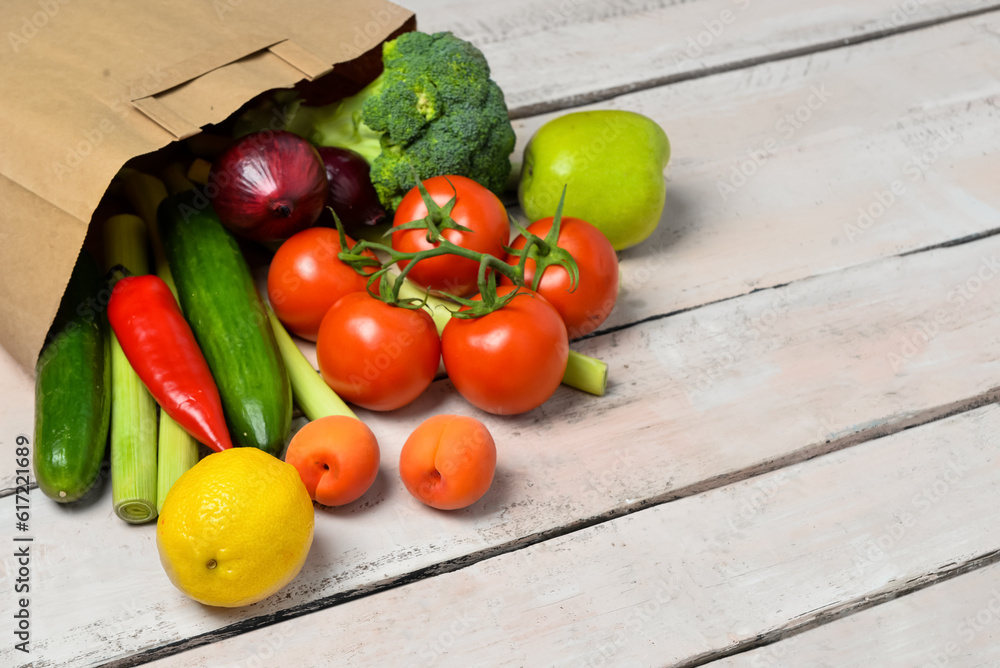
(34, 251, 111, 502)
(158, 189, 292, 456)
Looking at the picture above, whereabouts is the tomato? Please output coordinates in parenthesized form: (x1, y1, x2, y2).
(285, 416, 380, 506)
(267, 227, 378, 341)
(392, 175, 509, 297)
(503, 216, 619, 339)
(316, 292, 441, 411)
(399, 414, 497, 510)
(441, 286, 568, 415)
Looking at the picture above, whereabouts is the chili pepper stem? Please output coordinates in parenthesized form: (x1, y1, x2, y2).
(265, 303, 358, 421)
(103, 214, 159, 524)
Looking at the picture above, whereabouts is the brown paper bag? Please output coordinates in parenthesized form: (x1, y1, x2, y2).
(0, 0, 415, 372)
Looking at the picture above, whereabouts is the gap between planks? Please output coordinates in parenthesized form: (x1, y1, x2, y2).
(682, 548, 1000, 667)
(508, 2, 1000, 118)
(101, 383, 1000, 668)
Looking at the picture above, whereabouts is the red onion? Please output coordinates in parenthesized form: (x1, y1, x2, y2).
(208, 130, 328, 244)
(316, 146, 387, 231)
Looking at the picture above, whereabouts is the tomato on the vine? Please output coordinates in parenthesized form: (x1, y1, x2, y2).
(391, 175, 509, 297)
(267, 227, 379, 341)
(441, 286, 568, 415)
(316, 292, 441, 412)
(503, 216, 619, 339)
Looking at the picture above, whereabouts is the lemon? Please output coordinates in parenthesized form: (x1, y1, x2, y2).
(156, 447, 315, 608)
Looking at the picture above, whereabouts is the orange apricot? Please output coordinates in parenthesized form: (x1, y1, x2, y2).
(285, 416, 380, 506)
(398, 414, 497, 510)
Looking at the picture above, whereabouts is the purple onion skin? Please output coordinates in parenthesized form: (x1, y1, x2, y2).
(316, 146, 387, 230)
(209, 131, 328, 244)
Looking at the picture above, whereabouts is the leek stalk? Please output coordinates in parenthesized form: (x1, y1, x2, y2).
(103, 214, 159, 523)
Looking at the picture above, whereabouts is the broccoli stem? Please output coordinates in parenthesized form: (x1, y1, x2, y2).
(283, 74, 386, 164)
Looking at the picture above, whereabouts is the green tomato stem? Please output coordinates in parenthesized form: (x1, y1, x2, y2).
(389, 270, 608, 396)
(390, 271, 456, 334)
(334, 197, 609, 397)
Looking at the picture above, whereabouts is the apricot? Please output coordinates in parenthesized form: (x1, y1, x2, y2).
(285, 416, 380, 506)
(399, 414, 497, 510)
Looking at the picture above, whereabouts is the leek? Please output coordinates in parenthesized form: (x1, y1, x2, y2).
(103, 214, 158, 523)
(265, 304, 357, 421)
(153, 268, 201, 513)
(119, 169, 203, 510)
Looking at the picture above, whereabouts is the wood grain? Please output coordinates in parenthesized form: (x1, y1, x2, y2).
(505, 8, 1000, 338)
(139, 404, 1000, 667)
(404, 0, 1000, 115)
(709, 560, 1000, 666)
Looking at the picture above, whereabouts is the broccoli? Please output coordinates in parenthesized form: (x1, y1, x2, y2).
(281, 31, 517, 212)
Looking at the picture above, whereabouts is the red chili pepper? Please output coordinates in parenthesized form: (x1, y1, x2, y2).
(108, 274, 233, 452)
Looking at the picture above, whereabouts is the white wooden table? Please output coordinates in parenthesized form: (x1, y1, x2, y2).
(4, 1, 1000, 665)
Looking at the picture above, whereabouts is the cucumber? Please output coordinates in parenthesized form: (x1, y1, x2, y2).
(158, 189, 292, 456)
(34, 251, 111, 502)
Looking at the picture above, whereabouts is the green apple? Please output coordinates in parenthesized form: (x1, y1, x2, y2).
(518, 110, 670, 251)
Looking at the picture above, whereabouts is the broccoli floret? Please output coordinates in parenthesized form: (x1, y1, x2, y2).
(282, 31, 516, 212)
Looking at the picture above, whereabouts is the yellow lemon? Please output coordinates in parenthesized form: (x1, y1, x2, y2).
(156, 447, 314, 607)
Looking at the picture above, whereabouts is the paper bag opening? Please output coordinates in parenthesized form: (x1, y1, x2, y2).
(0, 0, 416, 373)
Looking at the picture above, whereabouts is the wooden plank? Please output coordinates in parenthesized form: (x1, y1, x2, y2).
(6, 190, 1000, 667)
(709, 563, 1000, 667)
(5, 10, 1000, 667)
(503, 7, 1000, 337)
(6, 8, 1000, 492)
(404, 0, 1000, 116)
(138, 404, 1000, 667)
